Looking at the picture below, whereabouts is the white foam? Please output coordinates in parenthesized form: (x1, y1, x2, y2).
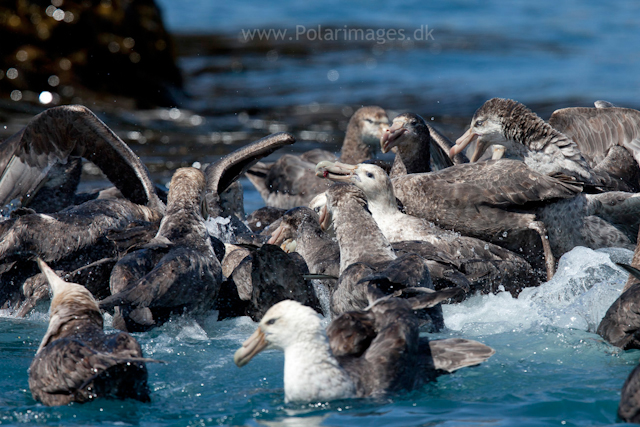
(205, 216, 233, 241)
(176, 322, 209, 341)
(311, 279, 332, 320)
(444, 246, 633, 336)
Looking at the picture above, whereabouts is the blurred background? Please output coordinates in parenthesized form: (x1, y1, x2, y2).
(1, 0, 639, 209)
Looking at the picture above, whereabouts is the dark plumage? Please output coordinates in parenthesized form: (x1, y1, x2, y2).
(0, 200, 161, 265)
(535, 191, 638, 257)
(618, 257, 640, 424)
(452, 98, 640, 192)
(316, 161, 541, 294)
(624, 233, 640, 291)
(29, 259, 154, 406)
(391, 159, 640, 280)
(0, 105, 164, 214)
(216, 243, 322, 321)
(267, 207, 340, 278)
(381, 113, 467, 178)
(246, 206, 287, 233)
(549, 105, 640, 170)
(0, 105, 169, 313)
(233, 295, 494, 402)
(597, 264, 640, 350)
(99, 168, 222, 332)
(246, 106, 389, 209)
(322, 183, 447, 329)
(391, 159, 585, 279)
(619, 363, 640, 423)
(0, 200, 161, 314)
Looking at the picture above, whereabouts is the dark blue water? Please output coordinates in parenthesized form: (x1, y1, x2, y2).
(2, 1, 640, 425)
(158, 0, 640, 115)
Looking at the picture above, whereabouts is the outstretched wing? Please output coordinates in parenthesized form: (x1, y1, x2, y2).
(0, 105, 163, 212)
(205, 132, 296, 211)
(550, 106, 640, 168)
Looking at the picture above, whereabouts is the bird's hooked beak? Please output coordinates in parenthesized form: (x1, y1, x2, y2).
(315, 161, 359, 182)
(267, 223, 297, 252)
(318, 204, 332, 232)
(491, 144, 506, 160)
(380, 120, 408, 153)
(267, 222, 286, 246)
(234, 327, 268, 367)
(449, 128, 482, 162)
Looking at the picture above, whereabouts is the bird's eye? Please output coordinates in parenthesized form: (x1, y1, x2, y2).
(266, 318, 277, 325)
(366, 172, 374, 179)
(475, 120, 484, 127)
(365, 118, 373, 123)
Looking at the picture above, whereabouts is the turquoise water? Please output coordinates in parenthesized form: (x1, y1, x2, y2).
(3, 1, 640, 425)
(0, 247, 637, 426)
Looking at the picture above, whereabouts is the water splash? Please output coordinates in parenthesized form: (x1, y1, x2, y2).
(444, 246, 633, 336)
(310, 279, 332, 320)
(206, 216, 234, 242)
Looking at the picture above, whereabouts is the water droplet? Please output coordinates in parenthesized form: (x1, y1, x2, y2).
(52, 9, 65, 21)
(108, 41, 120, 53)
(169, 108, 181, 120)
(10, 90, 22, 101)
(39, 91, 53, 104)
(8, 14, 21, 27)
(266, 50, 278, 62)
(58, 58, 71, 71)
(6, 68, 18, 79)
(129, 52, 141, 63)
(48, 75, 60, 87)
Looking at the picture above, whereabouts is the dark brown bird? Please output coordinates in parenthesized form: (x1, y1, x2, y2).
(320, 183, 449, 330)
(381, 112, 468, 178)
(619, 361, 640, 423)
(450, 98, 640, 192)
(246, 106, 389, 209)
(216, 243, 322, 322)
(0, 105, 168, 313)
(99, 168, 223, 332)
(0, 104, 164, 214)
(316, 161, 540, 294)
(29, 259, 155, 406)
(597, 264, 640, 350)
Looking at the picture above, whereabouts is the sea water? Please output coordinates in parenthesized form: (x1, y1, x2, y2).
(0, 246, 636, 426)
(2, 1, 640, 425)
(157, 0, 640, 116)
